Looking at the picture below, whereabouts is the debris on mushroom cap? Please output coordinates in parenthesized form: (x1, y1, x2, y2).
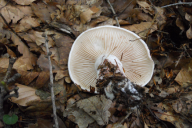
(68, 25, 154, 92)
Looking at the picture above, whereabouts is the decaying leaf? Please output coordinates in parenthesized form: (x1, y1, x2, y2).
(77, 95, 112, 125)
(11, 33, 37, 71)
(175, 59, 192, 87)
(31, 2, 57, 23)
(186, 24, 192, 39)
(63, 95, 95, 128)
(150, 102, 191, 128)
(0, 2, 33, 25)
(10, 83, 41, 106)
(122, 22, 157, 37)
(14, 16, 40, 32)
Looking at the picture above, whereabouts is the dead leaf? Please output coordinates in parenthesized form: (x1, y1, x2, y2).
(35, 71, 50, 88)
(122, 22, 157, 37)
(11, 33, 37, 71)
(77, 95, 112, 125)
(150, 102, 191, 128)
(31, 2, 58, 23)
(175, 59, 192, 87)
(37, 54, 60, 71)
(10, 83, 41, 106)
(185, 13, 192, 22)
(0, 3, 33, 25)
(17, 70, 39, 85)
(65, 76, 71, 83)
(5, 45, 16, 57)
(186, 24, 192, 39)
(176, 17, 185, 32)
(137, 1, 154, 15)
(68, 110, 95, 128)
(54, 33, 74, 65)
(0, 57, 9, 69)
(14, 16, 40, 32)
(55, 70, 69, 81)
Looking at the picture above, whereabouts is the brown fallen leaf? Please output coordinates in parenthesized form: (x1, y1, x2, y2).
(176, 17, 185, 32)
(54, 33, 74, 65)
(77, 95, 112, 125)
(13, 0, 36, 5)
(35, 71, 50, 88)
(122, 22, 157, 37)
(186, 24, 192, 39)
(185, 13, 192, 22)
(0, 58, 9, 69)
(10, 83, 41, 106)
(150, 102, 191, 128)
(17, 70, 39, 85)
(65, 76, 71, 83)
(5, 45, 16, 57)
(13, 16, 41, 32)
(37, 54, 60, 71)
(31, 2, 58, 23)
(175, 59, 192, 87)
(11, 33, 37, 71)
(20, 30, 54, 47)
(0, 2, 33, 25)
(137, 0, 154, 15)
(55, 70, 69, 81)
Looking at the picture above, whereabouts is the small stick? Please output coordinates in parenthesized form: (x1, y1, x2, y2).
(43, 33, 59, 128)
(161, 2, 192, 8)
(106, 0, 120, 27)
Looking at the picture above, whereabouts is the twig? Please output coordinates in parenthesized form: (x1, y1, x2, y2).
(3, 58, 16, 83)
(161, 2, 192, 8)
(7, 73, 21, 85)
(43, 33, 59, 128)
(106, 0, 120, 27)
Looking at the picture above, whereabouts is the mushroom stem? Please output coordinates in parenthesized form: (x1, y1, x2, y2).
(96, 55, 141, 102)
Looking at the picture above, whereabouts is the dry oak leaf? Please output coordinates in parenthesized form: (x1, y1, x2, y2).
(11, 33, 37, 71)
(0, 2, 33, 25)
(10, 83, 41, 106)
(122, 22, 157, 37)
(35, 71, 50, 88)
(14, 16, 41, 32)
(13, 0, 36, 5)
(77, 95, 112, 125)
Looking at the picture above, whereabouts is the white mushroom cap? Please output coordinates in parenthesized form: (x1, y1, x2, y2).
(68, 25, 154, 92)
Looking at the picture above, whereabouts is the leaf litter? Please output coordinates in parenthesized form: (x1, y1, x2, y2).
(0, 0, 192, 127)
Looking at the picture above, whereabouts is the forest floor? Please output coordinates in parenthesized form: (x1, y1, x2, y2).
(0, 0, 192, 128)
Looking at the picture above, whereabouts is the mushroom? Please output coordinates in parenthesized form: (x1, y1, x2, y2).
(68, 25, 154, 93)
